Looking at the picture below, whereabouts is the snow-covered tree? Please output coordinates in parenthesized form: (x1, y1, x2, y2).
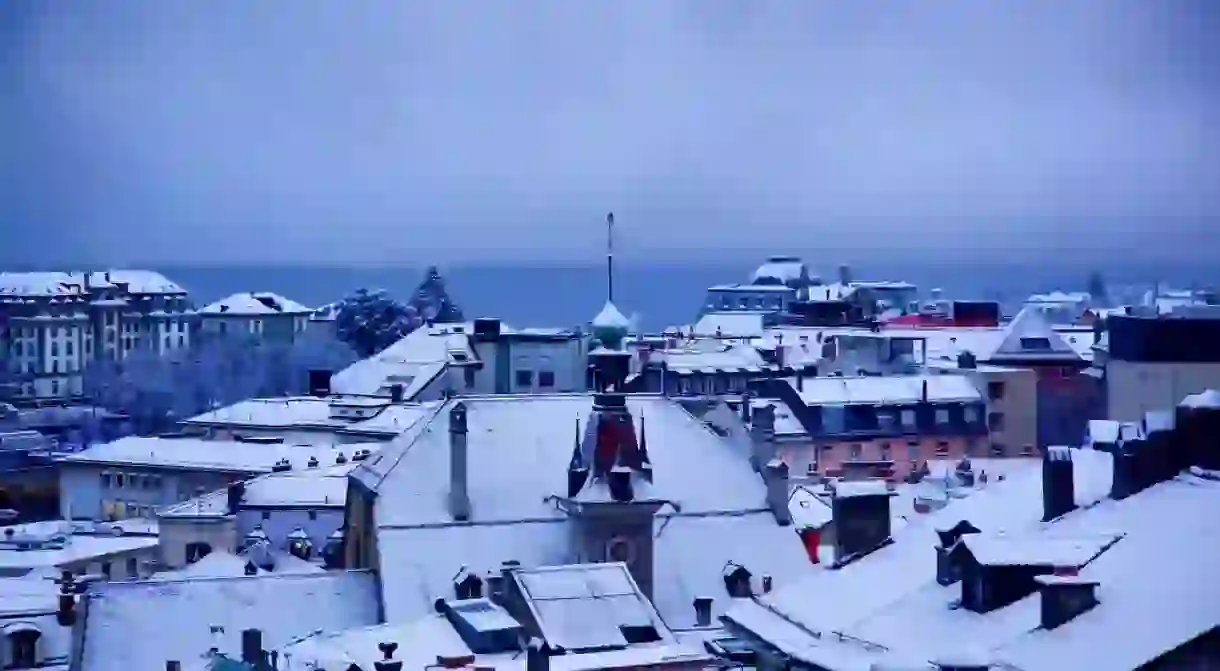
(410, 266, 465, 323)
(335, 288, 421, 357)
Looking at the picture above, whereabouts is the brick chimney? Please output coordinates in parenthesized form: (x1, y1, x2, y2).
(1041, 447, 1076, 522)
(765, 458, 792, 526)
(1037, 575, 1100, 630)
(749, 404, 777, 473)
(449, 402, 470, 521)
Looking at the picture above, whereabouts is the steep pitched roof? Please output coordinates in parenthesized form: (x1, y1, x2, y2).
(988, 308, 1082, 362)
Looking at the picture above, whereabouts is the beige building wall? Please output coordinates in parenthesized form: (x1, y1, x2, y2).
(157, 516, 238, 569)
(1105, 361, 1220, 422)
(965, 367, 1038, 456)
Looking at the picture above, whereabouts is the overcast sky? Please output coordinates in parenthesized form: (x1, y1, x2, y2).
(2, 1, 1217, 266)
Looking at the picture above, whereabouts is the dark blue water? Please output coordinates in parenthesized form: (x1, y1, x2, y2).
(162, 260, 1208, 332)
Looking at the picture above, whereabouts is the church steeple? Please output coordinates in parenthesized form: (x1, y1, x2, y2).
(567, 418, 589, 497)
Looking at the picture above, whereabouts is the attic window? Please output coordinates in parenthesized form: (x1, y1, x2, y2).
(1019, 337, 1052, 351)
(451, 352, 468, 361)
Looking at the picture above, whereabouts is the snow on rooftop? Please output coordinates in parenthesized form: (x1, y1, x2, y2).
(0, 533, 158, 571)
(331, 325, 473, 397)
(789, 486, 833, 529)
(1179, 389, 1220, 409)
(693, 312, 767, 338)
(592, 301, 630, 329)
(151, 551, 263, 580)
(989, 307, 1082, 361)
(791, 374, 981, 406)
(957, 533, 1121, 567)
(59, 436, 374, 474)
(199, 292, 311, 316)
(833, 480, 891, 498)
(0, 572, 60, 616)
(728, 454, 1220, 670)
(752, 258, 806, 284)
(78, 571, 380, 671)
(184, 396, 435, 437)
(657, 344, 768, 373)
(366, 395, 772, 526)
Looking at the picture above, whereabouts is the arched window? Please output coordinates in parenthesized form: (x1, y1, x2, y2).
(185, 541, 213, 564)
(6, 626, 41, 669)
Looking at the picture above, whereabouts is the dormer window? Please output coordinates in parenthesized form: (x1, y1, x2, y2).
(1020, 337, 1052, 351)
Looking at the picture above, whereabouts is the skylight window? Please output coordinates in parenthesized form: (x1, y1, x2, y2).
(1019, 337, 1052, 351)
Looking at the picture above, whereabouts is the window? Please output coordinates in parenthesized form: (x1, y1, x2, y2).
(907, 442, 920, 459)
(965, 439, 979, 456)
(308, 510, 318, 521)
(935, 441, 950, 456)
(963, 405, 979, 423)
(164, 336, 171, 349)
(262, 510, 271, 520)
(126, 557, 139, 578)
(991, 443, 1008, 457)
(849, 444, 862, 460)
(877, 409, 897, 431)
(101, 561, 112, 579)
(51, 342, 59, 356)
(538, 371, 556, 388)
(115, 473, 125, 488)
(178, 335, 185, 346)
(9, 629, 40, 668)
(101, 472, 111, 488)
(879, 443, 891, 461)
(1021, 444, 1036, 456)
(1019, 337, 1052, 351)
(900, 409, 916, 428)
(988, 412, 1005, 431)
(515, 369, 534, 388)
(218, 322, 227, 335)
(934, 409, 950, 425)
(987, 381, 1005, 401)
(185, 542, 213, 564)
(464, 367, 476, 389)
(66, 341, 73, 356)
(51, 380, 59, 395)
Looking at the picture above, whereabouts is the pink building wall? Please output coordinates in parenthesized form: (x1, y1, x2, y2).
(776, 435, 983, 479)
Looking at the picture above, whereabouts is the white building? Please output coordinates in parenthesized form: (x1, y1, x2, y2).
(331, 317, 587, 399)
(0, 572, 68, 671)
(196, 291, 312, 343)
(0, 271, 192, 403)
(55, 435, 380, 522)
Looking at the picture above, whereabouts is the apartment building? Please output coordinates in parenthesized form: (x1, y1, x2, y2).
(0, 271, 192, 403)
(197, 292, 313, 344)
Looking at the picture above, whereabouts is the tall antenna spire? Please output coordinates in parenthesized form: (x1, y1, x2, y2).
(606, 211, 615, 303)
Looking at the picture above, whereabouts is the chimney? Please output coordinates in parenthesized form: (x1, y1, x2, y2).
(226, 481, 245, 515)
(921, 378, 929, 403)
(935, 520, 981, 585)
(693, 597, 714, 627)
(449, 403, 470, 521)
(166, 662, 181, 671)
(56, 572, 77, 627)
(838, 264, 852, 286)
(608, 465, 635, 502)
(1037, 575, 1100, 630)
(389, 384, 404, 403)
(830, 480, 894, 567)
(796, 373, 804, 391)
(454, 568, 483, 600)
(749, 404, 777, 472)
(957, 351, 977, 369)
(526, 638, 550, 671)
(374, 642, 402, 671)
(722, 563, 753, 598)
(765, 458, 792, 526)
(740, 391, 753, 423)
(308, 369, 331, 397)
(473, 317, 502, 342)
(1041, 447, 1076, 522)
(241, 629, 262, 665)
(762, 575, 773, 593)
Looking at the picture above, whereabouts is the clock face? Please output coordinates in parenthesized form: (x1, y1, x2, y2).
(606, 536, 635, 564)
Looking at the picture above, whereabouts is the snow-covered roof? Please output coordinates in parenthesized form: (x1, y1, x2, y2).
(78, 571, 380, 671)
(988, 308, 1083, 362)
(1179, 389, 1220, 409)
(0, 571, 60, 616)
(357, 394, 816, 628)
(725, 450, 1220, 670)
(0, 271, 80, 296)
(84, 270, 186, 294)
(58, 436, 382, 474)
(198, 292, 311, 316)
(151, 551, 263, 580)
(693, 311, 768, 338)
(789, 486, 833, 529)
(331, 324, 476, 397)
(184, 396, 435, 437)
(0, 532, 158, 571)
(789, 374, 981, 406)
(592, 301, 631, 329)
(1026, 291, 1091, 306)
(752, 257, 807, 284)
(654, 343, 769, 374)
(764, 323, 1097, 364)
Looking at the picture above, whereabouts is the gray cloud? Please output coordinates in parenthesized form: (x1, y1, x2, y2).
(1, 0, 1217, 265)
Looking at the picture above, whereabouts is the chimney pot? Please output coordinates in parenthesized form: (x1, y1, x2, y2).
(693, 597, 714, 627)
(762, 575, 774, 593)
(449, 402, 470, 521)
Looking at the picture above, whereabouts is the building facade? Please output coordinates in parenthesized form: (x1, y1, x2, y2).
(197, 292, 313, 344)
(0, 271, 192, 403)
(1100, 314, 1220, 422)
